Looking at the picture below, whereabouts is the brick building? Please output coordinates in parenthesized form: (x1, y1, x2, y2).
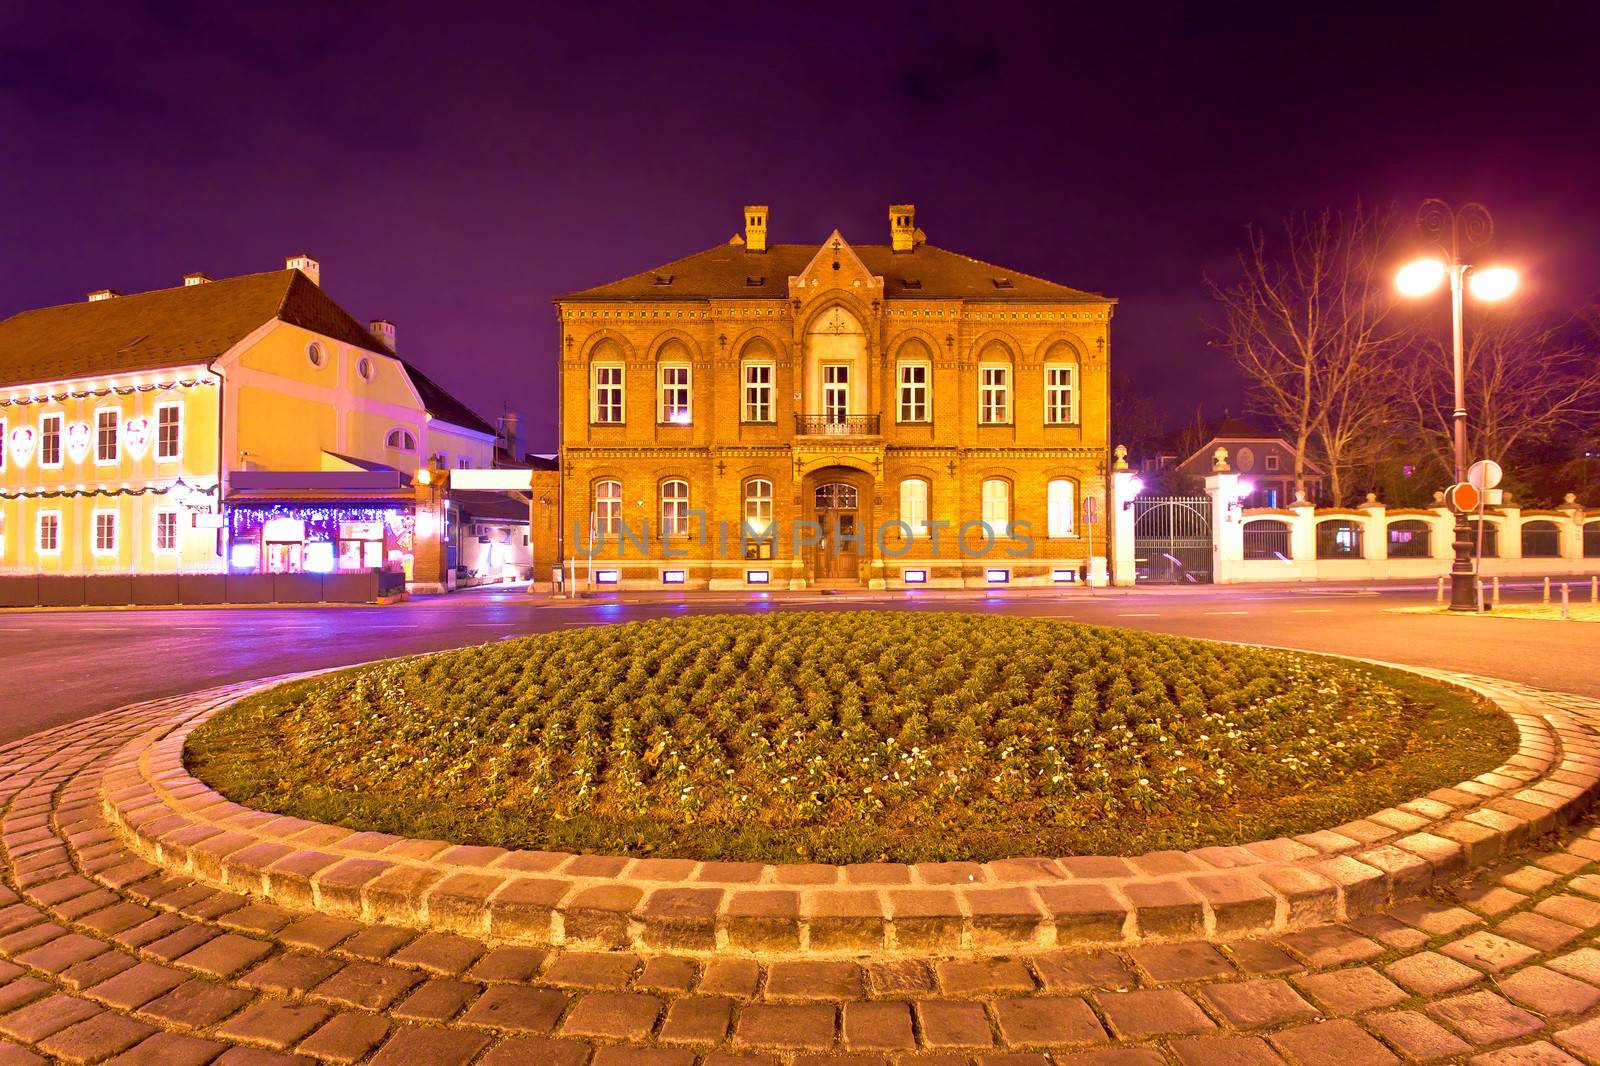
(555, 206, 1114, 589)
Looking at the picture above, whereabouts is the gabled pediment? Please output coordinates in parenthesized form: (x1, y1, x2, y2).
(788, 230, 883, 300)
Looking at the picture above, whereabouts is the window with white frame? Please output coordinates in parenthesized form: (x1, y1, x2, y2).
(38, 512, 60, 553)
(660, 479, 689, 535)
(593, 480, 622, 534)
(156, 404, 182, 460)
(659, 365, 691, 424)
(1047, 479, 1076, 537)
(592, 364, 624, 423)
(979, 366, 1010, 424)
(154, 511, 179, 552)
(899, 478, 929, 536)
(743, 478, 773, 534)
(95, 409, 119, 463)
(898, 362, 929, 422)
(743, 363, 773, 422)
(1265, 453, 1281, 471)
(93, 511, 117, 553)
(385, 428, 416, 450)
(1044, 364, 1078, 425)
(981, 478, 1011, 536)
(39, 414, 62, 467)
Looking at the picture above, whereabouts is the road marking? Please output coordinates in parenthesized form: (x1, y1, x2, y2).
(1290, 608, 1334, 614)
(1117, 612, 1159, 617)
(1204, 610, 1247, 616)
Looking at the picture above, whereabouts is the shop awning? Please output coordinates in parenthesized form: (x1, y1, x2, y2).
(226, 470, 415, 509)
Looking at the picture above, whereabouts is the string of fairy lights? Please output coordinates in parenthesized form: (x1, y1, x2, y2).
(0, 480, 217, 502)
(0, 378, 215, 408)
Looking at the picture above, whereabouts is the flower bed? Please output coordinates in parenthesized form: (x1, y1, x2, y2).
(185, 612, 1515, 863)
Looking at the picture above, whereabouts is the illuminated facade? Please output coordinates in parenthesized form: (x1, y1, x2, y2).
(0, 258, 498, 580)
(556, 205, 1115, 588)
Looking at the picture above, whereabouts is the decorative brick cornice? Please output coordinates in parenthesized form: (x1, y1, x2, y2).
(101, 667, 1599, 957)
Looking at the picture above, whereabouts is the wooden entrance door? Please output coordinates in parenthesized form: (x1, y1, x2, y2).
(814, 481, 860, 581)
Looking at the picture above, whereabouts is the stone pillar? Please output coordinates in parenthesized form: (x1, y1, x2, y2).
(1205, 471, 1243, 584)
(1558, 493, 1584, 559)
(1499, 497, 1523, 560)
(409, 463, 450, 595)
(1291, 493, 1317, 572)
(1110, 453, 1138, 587)
(1358, 493, 1386, 571)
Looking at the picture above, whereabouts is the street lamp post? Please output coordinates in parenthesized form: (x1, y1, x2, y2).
(1395, 200, 1518, 612)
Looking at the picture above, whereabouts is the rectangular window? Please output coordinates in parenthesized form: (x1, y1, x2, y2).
(38, 512, 60, 553)
(94, 511, 118, 553)
(1265, 453, 1281, 471)
(899, 478, 929, 536)
(1047, 479, 1076, 538)
(822, 364, 850, 424)
(592, 364, 624, 423)
(659, 365, 691, 424)
(95, 409, 119, 463)
(979, 366, 1010, 424)
(156, 404, 181, 460)
(40, 414, 62, 467)
(1045, 365, 1078, 425)
(743, 363, 773, 422)
(154, 511, 179, 552)
(898, 363, 929, 423)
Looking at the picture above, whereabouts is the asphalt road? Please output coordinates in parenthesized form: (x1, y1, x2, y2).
(2, 579, 1596, 744)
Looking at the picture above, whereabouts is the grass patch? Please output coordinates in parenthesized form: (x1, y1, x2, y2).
(185, 611, 1516, 864)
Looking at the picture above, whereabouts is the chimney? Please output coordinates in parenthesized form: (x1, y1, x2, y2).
(286, 254, 321, 286)
(890, 204, 917, 253)
(368, 319, 396, 352)
(86, 289, 122, 302)
(497, 411, 520, 460)
(743, 205, 768, 253)
(183, 272, 214, 286)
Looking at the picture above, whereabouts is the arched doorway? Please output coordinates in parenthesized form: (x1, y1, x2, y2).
(803, 465, 873, 585)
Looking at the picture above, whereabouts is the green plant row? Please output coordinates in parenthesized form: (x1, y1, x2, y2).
(185, 612, 1516, 863)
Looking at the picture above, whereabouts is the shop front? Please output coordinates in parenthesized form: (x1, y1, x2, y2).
(225, 471, 416, 580)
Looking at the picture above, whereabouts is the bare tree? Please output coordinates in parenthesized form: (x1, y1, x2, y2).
(1210, 206, 1406, 503)
(1403, 308, 1600, 484)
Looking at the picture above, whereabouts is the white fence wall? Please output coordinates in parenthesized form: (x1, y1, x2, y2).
(1215, 488, 1598, 583)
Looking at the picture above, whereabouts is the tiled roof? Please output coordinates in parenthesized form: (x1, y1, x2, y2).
(402, 360, 496, 436)
(560, 242, 1110, 302)
(0, 270, 389, 388)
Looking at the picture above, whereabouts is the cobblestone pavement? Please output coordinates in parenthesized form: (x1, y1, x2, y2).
(1, 685, 1598, 1064)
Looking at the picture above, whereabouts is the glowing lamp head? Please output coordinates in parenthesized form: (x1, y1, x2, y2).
(415, 468, 432, 486)
(1235, 481, 1254, 500)
(1127, 476, 1145, 497)
(1469, 266, 1518, 301)
(1396, 258, 1447, 297)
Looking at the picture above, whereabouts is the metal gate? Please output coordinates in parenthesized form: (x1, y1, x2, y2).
(1133, 496, 1213, 584)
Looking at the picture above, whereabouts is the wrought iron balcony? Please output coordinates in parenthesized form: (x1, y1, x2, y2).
(795, 414, 880, 436)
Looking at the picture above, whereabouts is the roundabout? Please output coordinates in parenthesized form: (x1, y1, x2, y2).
(1, 608, 1599, 1061)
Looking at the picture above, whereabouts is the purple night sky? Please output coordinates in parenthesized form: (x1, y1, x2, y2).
(3, 4, 1597, 450)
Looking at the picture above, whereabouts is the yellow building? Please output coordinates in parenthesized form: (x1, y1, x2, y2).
(556, 205, 1115, 589)
(0, 257, 501, 585)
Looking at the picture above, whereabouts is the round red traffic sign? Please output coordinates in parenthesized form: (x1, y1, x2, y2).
(1449, 481, 1480, 512)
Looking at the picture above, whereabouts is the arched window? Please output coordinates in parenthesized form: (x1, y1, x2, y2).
(896, 339, 932, 424)
(1585, 521, 1600, 558)
(1043, 343, 1079, 425)
(1387, 520, 1431, 559)
(660, 479, 689, 536)
(743, 478, 773, 534)
(1315, 519, 1363, 559)
(385, 428, 416, 450)
(1243, 519, 1292, 560)
(590, 340, 626, 424)
(592, 480, 622, 535)
(1521, 520, 1561, 558)
(977, 343, 1012, 425)
(899, 478, 929, 536)
(981, 479, 1010, 536)
(1047, 479, 1075, 537)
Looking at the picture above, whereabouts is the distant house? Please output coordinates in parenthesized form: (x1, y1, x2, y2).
(1134, 417, 1324, 507)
